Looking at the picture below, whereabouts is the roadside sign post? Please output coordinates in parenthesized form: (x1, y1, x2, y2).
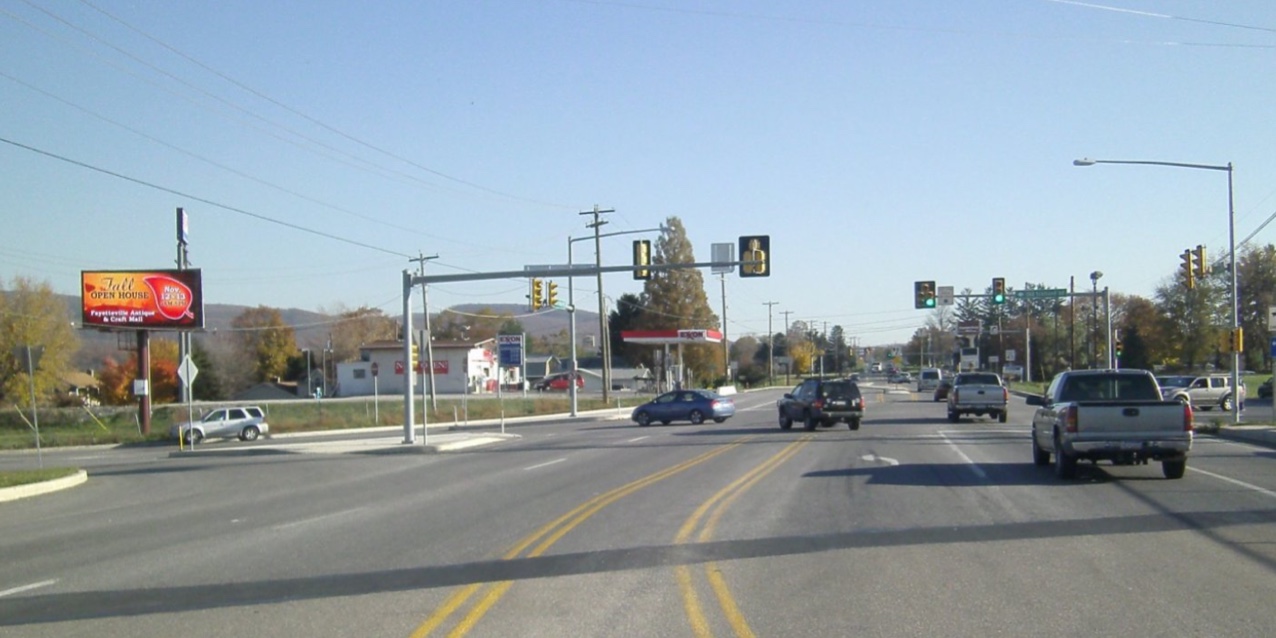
(15, 345, 45, 467)
(177, 355, 199, 450)
(371, 362, 380, 426)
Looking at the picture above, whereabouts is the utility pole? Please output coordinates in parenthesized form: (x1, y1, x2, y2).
(175, 207, 190, 403)
(781, 310, 793, 382)
(410, 253, 440, 412)
(764, 301, 778, 384)
(581, 205, 615, 401)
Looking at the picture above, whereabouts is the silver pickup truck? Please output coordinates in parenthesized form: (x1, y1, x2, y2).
(1026, 369, 1193, 480)
(947, 372, 1008, 423)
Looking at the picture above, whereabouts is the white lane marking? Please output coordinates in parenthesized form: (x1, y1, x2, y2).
(1189, 467, 1276, 500)
(0, 579, 57, 598)
(939, 431, 988, 480)
(524, 458, 567, 471)
(624, 436, 650, 444)
(860, 454, 899, 466)
(272, 507, 370, 532)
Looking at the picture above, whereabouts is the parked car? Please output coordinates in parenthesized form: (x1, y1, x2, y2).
(534, 372, 584, 391)
(888, 371, 912, 384)
(631, 389, 735, 426)
(777, 378, 865, 431)
(1260, 377, 1273, 399)
(169, 406, 269, 444)
(1159, 373, 1239, 411)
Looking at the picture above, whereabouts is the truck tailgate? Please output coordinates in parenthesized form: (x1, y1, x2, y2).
(1077, 402, 1187, 434)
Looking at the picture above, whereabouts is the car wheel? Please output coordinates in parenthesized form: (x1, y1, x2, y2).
(661, 420, 671, 425)
(184, 430, 204, 445)
(998, 410, 1008, 424)
(240, 425, 260, 441)
(1054, 432, 1077, 479)
(947, 411, 959, 424)
(803, 412, 816, 431)
(1162, 458, 1187, 480)
(635, 411, 651, 427)
(713, 417, 726, 423)
(849, 418, 861, 431)
(689, 410, 705, 425)
(778, 411, 793, 430)
(1032, 430, 1050, 466)
(1221, 395, 1234, 412)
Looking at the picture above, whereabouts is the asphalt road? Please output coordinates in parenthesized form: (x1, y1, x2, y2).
(3, 386, 1276, 637)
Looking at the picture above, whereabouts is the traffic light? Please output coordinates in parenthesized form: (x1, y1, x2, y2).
(1114, 333, 1123, 359)
(1194, 245, 1208, 278)
(738, 235, 770, 277)
(633, 240, 651, 280)
(410, 343, 420, 374)
(1181, 249, 1196, 289)
(1230, 327, 1244, 353)
(547, 281, 559, 308)
(914, 281, 936, 309)
(991, 277, 1006, 305)
(531, 278, 544, 310)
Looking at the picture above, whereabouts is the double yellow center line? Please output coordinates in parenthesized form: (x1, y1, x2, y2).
(410, 435, 755, 637)
(674, 435, 813, 638)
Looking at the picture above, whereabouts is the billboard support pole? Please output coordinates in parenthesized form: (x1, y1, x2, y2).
(137, 329, 150, 435)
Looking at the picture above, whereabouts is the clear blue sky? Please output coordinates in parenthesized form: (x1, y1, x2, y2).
(3, 1, 1275, 346)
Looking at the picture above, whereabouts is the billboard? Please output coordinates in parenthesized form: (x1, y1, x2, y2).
(81, 269, 204, 330)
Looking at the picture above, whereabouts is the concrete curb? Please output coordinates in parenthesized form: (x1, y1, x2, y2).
(0, 470, 88, 504)
(1210, 426, 1276, 449)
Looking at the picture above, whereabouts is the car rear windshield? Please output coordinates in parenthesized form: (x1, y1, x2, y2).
(958, 374, 1000, 385)
(821, 382, 860, 399)
(1060, 374, 1162, 402)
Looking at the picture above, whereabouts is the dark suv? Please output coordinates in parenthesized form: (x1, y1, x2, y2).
(778, 378, 864, 431)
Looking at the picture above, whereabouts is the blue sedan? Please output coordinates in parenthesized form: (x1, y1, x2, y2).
(631, 390, 736, 426)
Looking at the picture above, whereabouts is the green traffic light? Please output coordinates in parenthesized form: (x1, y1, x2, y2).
(993, 293, 1005, 304)
(925, 298, 935, 308)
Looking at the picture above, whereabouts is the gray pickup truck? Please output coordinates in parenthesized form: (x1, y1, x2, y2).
(1026, 369, 1193, 479)
(947, 372, 1008, 423)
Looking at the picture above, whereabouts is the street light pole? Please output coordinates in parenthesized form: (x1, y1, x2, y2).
(1089, 271, 1102, 369)
(1075, 157, 1240, 422)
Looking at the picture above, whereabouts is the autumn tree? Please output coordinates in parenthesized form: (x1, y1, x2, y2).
(637, 217, 722, 385)
(231, 306, 297, 383)
(325, 305, 400, 363)
(0, 276, 79, 408)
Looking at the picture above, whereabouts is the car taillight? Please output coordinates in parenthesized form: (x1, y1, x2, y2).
(1001, 387, 1008, 402)
(1064, 405, 1079, 433)
(813, 399, 824, 410)
(1183, 403, 1194, 432)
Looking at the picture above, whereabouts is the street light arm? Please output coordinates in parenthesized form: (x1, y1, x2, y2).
(1073, 157, 1230, 172)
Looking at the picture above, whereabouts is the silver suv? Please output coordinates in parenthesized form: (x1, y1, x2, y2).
(1159, 374, 1240, 411)
(170, 406, 270, 444)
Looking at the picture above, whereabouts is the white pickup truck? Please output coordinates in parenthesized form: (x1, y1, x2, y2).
(1026, 369, 1193, 480)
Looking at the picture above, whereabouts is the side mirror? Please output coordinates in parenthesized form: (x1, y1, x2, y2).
(1025, 395, 1046, 407)
(782, 393, 794, 400)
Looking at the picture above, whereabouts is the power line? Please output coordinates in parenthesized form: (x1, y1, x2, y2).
(0, 135, 412, 259)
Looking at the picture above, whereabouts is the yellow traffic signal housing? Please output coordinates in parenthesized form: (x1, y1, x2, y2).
(530, 278, 544, 310)
(1180, 249, 1196, 289)
(633, 240, 651, 280)
(1231, 327, 1244, 353)
(1194, 245, 1208, 277)
(410, 343, 420, 373)
(547, 281, 559, 308)
(738, 235, 770, 277)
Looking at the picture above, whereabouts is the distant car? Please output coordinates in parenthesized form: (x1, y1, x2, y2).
(170, 406, 269, 444)
(1260, 377, 1272, 399)
(631, 389, 735, 426)
(889, 372, 912, 384)
(535, 372, 584, 391)
(933, 379, 953, 402)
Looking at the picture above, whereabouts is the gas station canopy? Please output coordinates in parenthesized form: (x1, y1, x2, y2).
(620, 329, 724, 345)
